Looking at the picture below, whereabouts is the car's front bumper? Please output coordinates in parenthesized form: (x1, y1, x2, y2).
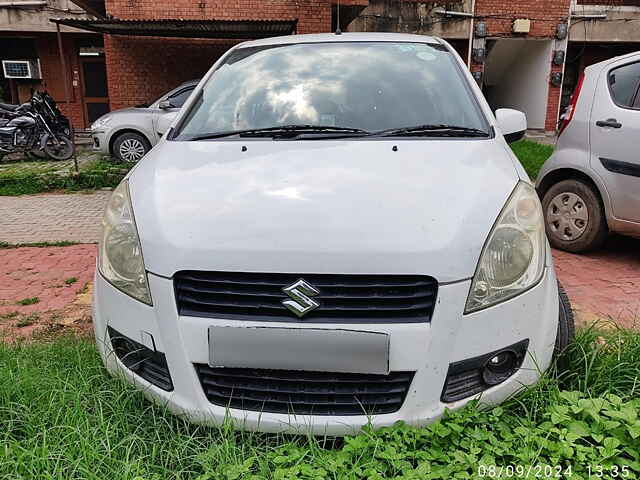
(91, 130, 110, 155)
(93, 265, 559, 435)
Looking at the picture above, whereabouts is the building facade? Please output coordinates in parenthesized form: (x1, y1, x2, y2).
(4, 0, 640, 131)
(0, 0, 104, 127)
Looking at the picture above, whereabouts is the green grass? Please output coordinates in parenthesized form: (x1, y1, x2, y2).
(15, 314, 38, 328)
(511, 140, 555, 180)
(64, 277, 78, 285)
(0, 155, 131, 196)
(1, 326, 639, 479)
(15, 297, 39, 306)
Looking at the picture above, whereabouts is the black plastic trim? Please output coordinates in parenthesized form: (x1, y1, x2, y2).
(441, 339, 529, 403)
(600, 157, 640, 179)
(504, 129, 525, 144)
(108, 326, 174, 392)
(195, 365, 415, 416)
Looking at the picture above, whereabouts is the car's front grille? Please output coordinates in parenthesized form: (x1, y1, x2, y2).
(174, 271, 437, 323)
(195, 366, 415, 416)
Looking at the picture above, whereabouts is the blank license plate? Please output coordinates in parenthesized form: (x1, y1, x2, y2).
(209, 326, 390, 375)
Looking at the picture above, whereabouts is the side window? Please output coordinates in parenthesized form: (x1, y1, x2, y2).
(168, 87, 194, 108)
(608, 62, 640, 109)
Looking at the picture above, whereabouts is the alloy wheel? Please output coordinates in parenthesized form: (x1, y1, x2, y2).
(119, 139, 146, 162)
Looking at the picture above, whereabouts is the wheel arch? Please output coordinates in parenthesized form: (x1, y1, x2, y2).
(108, 129, 152, 156)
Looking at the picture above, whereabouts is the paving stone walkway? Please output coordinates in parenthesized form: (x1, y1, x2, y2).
(0, 244, 96, 316)
(554, 235, 640, 329)
(0, 191, 110, 244)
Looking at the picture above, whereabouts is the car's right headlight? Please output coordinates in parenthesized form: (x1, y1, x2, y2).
(91, 116, 111, 130)
(98, 180, 152, 305)
(465, 181, 546, 313)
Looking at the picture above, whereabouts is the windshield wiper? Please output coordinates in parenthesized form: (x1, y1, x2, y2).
(188, 125, 370, 140)
(373, 124, 490, 138)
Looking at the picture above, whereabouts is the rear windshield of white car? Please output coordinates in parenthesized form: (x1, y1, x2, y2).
(172, 41, 488, 140)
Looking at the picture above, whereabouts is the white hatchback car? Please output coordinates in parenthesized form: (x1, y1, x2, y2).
(91, 80, 198, 162)
(537, 52, 640, 252)
(93, 33, 573, 435)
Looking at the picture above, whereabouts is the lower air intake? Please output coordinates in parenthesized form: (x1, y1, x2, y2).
(108, 326, 174, 392)
(195, 365, 414, 416)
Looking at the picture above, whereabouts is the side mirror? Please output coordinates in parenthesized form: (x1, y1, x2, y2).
(158, 99, 173, 110)
(157, 111, 178, 136)
(496, 108, 526, 144)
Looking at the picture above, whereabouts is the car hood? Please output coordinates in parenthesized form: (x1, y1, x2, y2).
(129, 139, 518, 282)
(108, 107, 152, 117)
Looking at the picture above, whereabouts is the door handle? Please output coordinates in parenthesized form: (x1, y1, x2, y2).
(596, 118, 622, 129)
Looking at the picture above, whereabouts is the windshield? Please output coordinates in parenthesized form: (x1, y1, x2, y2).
(173, 41, 488, 140)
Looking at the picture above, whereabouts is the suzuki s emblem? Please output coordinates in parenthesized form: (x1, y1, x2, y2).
(282, 279, 320, 318)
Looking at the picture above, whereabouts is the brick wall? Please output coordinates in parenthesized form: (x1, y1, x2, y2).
(106, 0, 333, 37)
(103, 0, 333, 110)
(474, 0, 571, 131)
(104, 36, 239, 110)
(475, 0, 570, 38)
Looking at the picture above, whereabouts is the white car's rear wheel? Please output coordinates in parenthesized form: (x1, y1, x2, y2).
(542, 179, 608, 253)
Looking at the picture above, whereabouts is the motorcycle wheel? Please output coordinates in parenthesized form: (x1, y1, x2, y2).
(43, 135, 74, 161)
(29, 148, 48, 159)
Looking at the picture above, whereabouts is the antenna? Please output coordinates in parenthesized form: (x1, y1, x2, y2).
(335, 0, 342, 35)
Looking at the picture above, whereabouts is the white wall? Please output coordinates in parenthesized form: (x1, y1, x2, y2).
(484, 39, 552, 130)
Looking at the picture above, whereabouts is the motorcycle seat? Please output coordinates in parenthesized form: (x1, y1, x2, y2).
(0, 103, 19, 111)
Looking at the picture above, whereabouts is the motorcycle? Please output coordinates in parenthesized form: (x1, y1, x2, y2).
(0, 94, 73, 161)
(35, 90, 72, 138)
(0, 100, 73, 161)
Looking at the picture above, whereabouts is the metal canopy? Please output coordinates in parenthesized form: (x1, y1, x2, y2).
(49, 17, 298, 39)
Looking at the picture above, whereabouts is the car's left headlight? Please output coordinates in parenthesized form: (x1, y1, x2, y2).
(98, 180, 152, 305)
(465, 181, 546, 313)
(91, 116, 111, 131)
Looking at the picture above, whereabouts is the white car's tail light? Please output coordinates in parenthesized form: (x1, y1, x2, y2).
(99, 180, 152, 305)
(465, 182, 545, 313)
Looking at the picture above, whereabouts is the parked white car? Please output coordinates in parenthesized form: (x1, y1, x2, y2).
(90, 80, 198, 162)
(93, 33, 573, 435)
(537, 52, 640, 252)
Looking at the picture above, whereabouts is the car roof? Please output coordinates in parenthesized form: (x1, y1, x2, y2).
(586, 50, 640, 74)
(236, 32, 443, 49)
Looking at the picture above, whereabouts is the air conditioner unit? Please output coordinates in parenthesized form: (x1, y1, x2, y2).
(1, 59, 42, 79)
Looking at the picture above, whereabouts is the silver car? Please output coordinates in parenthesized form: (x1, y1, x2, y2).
(537, 52, 640, 252)
(90, 80, 198, 162)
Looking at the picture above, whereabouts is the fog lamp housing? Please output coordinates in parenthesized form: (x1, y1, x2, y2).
(441, 339, 529, 402)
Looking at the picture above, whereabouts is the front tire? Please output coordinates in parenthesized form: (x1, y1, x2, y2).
(43, 135, 74, 161)
(554, 282, 575, 372)
(542, 179, 608, 253)
(112, 132, 150, 163)
(28, 148, 48, 160)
